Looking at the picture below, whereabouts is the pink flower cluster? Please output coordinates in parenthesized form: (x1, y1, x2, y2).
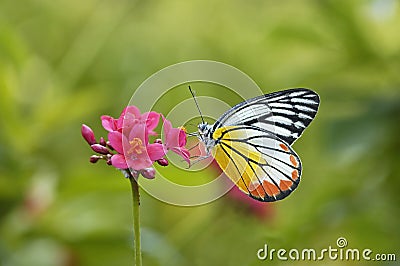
(82, 106, 190, 179)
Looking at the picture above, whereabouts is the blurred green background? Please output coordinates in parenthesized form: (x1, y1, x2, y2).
(0, 0, 399, 265)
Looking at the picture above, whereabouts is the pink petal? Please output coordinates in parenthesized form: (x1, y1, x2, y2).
(143, 112, 160, 134)
(101, 116, 117, 132)
(162, 116, 173, 138)
(178, 128, 187, 147)
(171, 147, 191, 164)
(121, 106, 141, 119)
(167, 128, 183, 149)
(108, 131, 124, 154)
(111, 154, 128, 169)
(118, 106, 141, 130)
(181, 150, 191, 164)
(147, 143, 166, 161)
(162, 116, 187, 149)
(128, 157, 153, 171)
(129, 123, 149, 145)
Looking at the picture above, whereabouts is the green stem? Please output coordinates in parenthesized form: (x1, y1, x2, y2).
(129, 173, 142, 266)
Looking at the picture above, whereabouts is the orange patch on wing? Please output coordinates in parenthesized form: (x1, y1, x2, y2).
(279, 143, 289, 152)
(249, 190, 258, 198)
(290, 155, 298, 167)
(250, 184, 267, 198)
(262, 180, 280, 197)
(292, 170, 299, 180)
(279, 180, 293, 191)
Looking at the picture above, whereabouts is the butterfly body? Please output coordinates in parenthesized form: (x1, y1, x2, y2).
(196, 88, 320, 202)
(197, 122, 215, 154)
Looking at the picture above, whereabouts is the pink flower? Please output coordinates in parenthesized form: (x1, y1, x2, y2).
(162, 117, 190, 164)
(102, 106, 165, 175)
(101, 107, 160, 136)
(108, 123, 166, 170)
(83, 105, 190, 180)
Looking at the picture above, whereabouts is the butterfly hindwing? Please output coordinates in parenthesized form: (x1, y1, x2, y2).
(212, 126, 302, 202)
(215, 88, 320, 145)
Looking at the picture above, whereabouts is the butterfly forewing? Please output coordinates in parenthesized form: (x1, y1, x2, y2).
(216, 88, 320, 145)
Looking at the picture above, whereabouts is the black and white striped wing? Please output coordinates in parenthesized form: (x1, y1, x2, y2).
(214, 88, 320, 145)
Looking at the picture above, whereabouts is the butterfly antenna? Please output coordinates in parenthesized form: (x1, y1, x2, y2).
(189, 86, 205, 124)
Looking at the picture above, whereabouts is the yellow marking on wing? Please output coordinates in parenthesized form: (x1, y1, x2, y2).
(213, 127, 267, 165)
(212, 126, 267, 197)
(212, 126, 243, 140)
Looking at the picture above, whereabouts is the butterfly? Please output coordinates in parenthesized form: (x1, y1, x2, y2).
(191, 87, 320, 202)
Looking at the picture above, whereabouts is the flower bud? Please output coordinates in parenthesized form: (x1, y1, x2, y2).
(91, 144, 110, 155)
(81, 124, 97, 145)
(106, 141, 114, 150)
(90, 155, 100, 163)
(99, 137, 107, 146)
(157, 158, 169, 166)
(141, 168, 156, 179)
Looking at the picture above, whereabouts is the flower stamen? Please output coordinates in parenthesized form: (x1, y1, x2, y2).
(179, 126, 187, 133)
(128, 138, 146, 155)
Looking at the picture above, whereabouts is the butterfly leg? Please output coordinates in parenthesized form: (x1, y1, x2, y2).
(185, 155, 211, 169)
(187, 142, 200, 152)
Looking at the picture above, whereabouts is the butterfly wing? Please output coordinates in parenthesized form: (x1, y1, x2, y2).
(214, 88, 320, 145)
(212, 126, 301, 202)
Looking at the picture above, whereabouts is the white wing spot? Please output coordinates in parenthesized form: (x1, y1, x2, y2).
(294, 121, 305, 128)
(304, 93, 317, 98)
(289, 91, 307, 97)
(268, 102, 293, 109)
(291, 98, 318, 105)
(272, 108, 296, 116)
(265, 115, 293, 125)
(271, 126, 292, 137)
(295, 104, 317, 112)
(298, 113, 313, 120)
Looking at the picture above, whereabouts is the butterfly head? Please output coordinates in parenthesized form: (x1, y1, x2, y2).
(197, 122, 215, 152)
(198, 122, 208, 133)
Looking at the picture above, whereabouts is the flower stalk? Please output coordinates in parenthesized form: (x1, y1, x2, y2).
(127, 170, 142, 266)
